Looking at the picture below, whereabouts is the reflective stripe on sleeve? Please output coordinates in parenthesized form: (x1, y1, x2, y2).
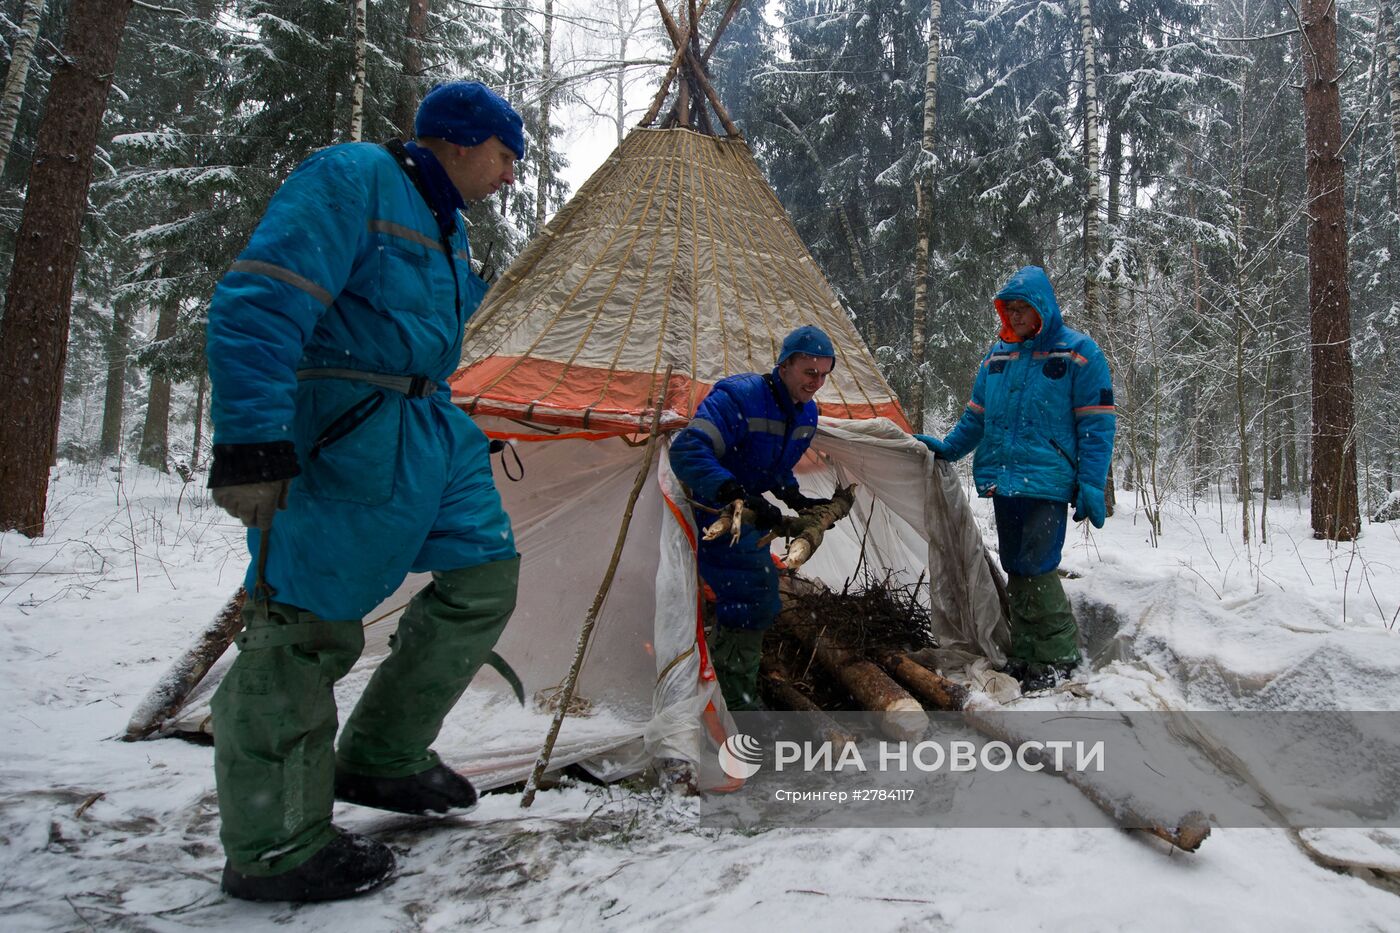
(689, 418, 727, 456)
(229, 260, 333, 307)
(369, 218, 445, 254)
(747, 417, 786, 436)
(791, 425, 816, 441)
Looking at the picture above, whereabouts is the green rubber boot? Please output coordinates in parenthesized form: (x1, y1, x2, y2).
(1006, 571, 1081, 666)
(336, 556, 519, 779)
(709, 627, 766, 711)
(211, 599, 365, 876)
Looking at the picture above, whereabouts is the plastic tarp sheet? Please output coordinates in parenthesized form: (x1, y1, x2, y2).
(166, 417, 1005, 788)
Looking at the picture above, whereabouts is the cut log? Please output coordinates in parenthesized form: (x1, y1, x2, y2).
(780, 484, 856, 570)
(892, 654, 1210, 851)
(123, 587, 245, 740)
(783, 610, 927, 741)
(880, 653, 971, 711)
(760, 660, 859, 747)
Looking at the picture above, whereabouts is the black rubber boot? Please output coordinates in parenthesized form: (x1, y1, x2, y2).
(221, 830, 394, 902)
(1010, 661, 1076, 693)
(335, 761, 478, 815)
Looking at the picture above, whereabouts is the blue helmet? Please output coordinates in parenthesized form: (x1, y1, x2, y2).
(778, 325, 836, 366)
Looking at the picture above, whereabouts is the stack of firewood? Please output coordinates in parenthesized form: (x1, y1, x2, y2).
(763, 570, 968, 737)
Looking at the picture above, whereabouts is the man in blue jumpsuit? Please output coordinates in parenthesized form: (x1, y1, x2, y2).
(916, 266, 1116, 692)
(669, 326, 838, 711)
(204, 82, 524, 902)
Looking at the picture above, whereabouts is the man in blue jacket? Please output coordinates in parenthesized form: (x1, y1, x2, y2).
(917, 266, 1116, 692)
(204, 82, 523, 902)
(669, 326, 838, 711)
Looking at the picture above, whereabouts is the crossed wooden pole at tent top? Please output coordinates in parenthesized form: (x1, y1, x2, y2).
(639, 0, 744, 138)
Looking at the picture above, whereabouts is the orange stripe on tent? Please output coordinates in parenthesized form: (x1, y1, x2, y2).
(454, 356, 912, 433)
(454, 356, 708, 420)
(484, 429, 625, 443)
(662, 486, 715, 684)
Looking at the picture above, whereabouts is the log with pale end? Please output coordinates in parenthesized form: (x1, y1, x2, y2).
(782, 606, 928, 741)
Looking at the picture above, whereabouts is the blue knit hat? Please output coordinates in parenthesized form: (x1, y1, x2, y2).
(778, 325, 836, 365)
(414, 81, 526, 160)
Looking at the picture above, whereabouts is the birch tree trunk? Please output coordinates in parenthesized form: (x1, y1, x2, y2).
(535, 0, 555, 231)
(907, 0, 942, 433)
(0, 0, 46, 176)
(0, 0, 134, 536)
(349, 0, 367, 141)
(99, 293, 136, 458)
(393, 0, 429, 139)
(1078, 0, 1102, 316)
(1301, 0, 1361, 540)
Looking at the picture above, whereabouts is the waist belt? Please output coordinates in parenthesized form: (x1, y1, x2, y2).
(297, 367, 438, 399)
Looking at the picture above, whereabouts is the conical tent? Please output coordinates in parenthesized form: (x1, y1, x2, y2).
(150, 5, 1008, 791)
(451, 127, 908, 434)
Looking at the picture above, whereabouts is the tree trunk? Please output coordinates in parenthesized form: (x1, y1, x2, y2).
(1382, 0, 1400, 220)
(1301, 0, 1361, 541)
(137, 295, 178, 472)
(906, 0, 942, 433)
(0, 0, 46, 176)
(777, 107, 866, 283)
(98, 293, 136, 458)
(190, 369, 207, 471)
(0, 0, 134, 536)
(393, 0, 429, 139)
(1077, 0, 1102, 316)
(535, 0, 555, 231)
(349, 0, 367, 141)
(1233, 14, 1252, 545)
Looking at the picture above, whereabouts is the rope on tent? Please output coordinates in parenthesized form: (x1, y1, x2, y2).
(520, 364, 674, 808)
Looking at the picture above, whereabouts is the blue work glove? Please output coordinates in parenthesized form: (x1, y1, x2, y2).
(1072, 483, 1106, 528)
(914, 433, 952, 460)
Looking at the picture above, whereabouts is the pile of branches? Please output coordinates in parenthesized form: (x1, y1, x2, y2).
(763, 566, 944, 715)
(777, 566, 935, 659)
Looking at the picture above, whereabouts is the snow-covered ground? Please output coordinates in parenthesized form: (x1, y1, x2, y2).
(3, 462, 1400, 931)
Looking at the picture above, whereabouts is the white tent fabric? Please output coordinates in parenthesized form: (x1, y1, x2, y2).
(169, 418, 1006, 790)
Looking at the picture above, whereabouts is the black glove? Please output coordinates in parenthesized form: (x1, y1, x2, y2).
(714, 480, 782, 532)
(715, 480, 746, 505)
(775, 486, 833, 513)
(744, 495, 784, 532)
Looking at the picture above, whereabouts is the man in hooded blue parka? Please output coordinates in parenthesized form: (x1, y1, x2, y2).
(669, 326, 839, 711)
(204, 82, 524, 902)
(916, 266, 1116, 692)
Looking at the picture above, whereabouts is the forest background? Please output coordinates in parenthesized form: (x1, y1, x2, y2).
(0, 0, 1395, 546)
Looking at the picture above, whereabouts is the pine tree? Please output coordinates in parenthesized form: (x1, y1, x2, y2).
(0, 0, 135, 535)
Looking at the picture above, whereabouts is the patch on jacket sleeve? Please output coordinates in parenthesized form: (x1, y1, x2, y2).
(1101, 388, 1114, 406)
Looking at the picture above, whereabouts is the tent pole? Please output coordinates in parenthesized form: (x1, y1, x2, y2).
(521, 365, 673, 807)
(700, 0, 745, 64)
